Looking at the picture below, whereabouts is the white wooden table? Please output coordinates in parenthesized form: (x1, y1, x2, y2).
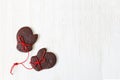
(0, 0, 120, 80)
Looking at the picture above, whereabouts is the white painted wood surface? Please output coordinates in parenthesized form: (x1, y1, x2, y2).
(0, 0, 120, 80)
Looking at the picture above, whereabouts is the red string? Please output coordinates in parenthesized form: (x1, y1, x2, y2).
(31, 50, 46, 70)
(10, 36, 33, 75)
(18, 36, 31, 52)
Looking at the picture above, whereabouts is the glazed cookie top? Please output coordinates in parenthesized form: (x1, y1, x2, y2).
(16, 27, 38, 52)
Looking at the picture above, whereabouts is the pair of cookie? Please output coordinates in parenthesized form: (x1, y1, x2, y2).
(10, 27, 57, 75)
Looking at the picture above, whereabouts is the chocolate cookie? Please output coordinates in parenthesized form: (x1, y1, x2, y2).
(30, 48, 57, 71)
(17, 27, 38, 52)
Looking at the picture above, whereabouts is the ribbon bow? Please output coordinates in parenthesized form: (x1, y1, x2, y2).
(18, 35, 31, 52)
(31, 50, 46, 70)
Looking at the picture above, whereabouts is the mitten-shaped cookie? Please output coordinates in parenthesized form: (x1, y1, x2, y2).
(30, 48, 57, 71)
(17, 27, 38, 52)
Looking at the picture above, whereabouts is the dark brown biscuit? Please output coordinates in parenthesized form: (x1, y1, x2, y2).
(17, 26, 38, 52)
(30, 48, 57, 71)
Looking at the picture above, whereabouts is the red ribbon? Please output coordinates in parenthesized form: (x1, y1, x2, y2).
(10, 35, 33, 75)
(31, 50, 46, 70)
(18, 35, 31, 52)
